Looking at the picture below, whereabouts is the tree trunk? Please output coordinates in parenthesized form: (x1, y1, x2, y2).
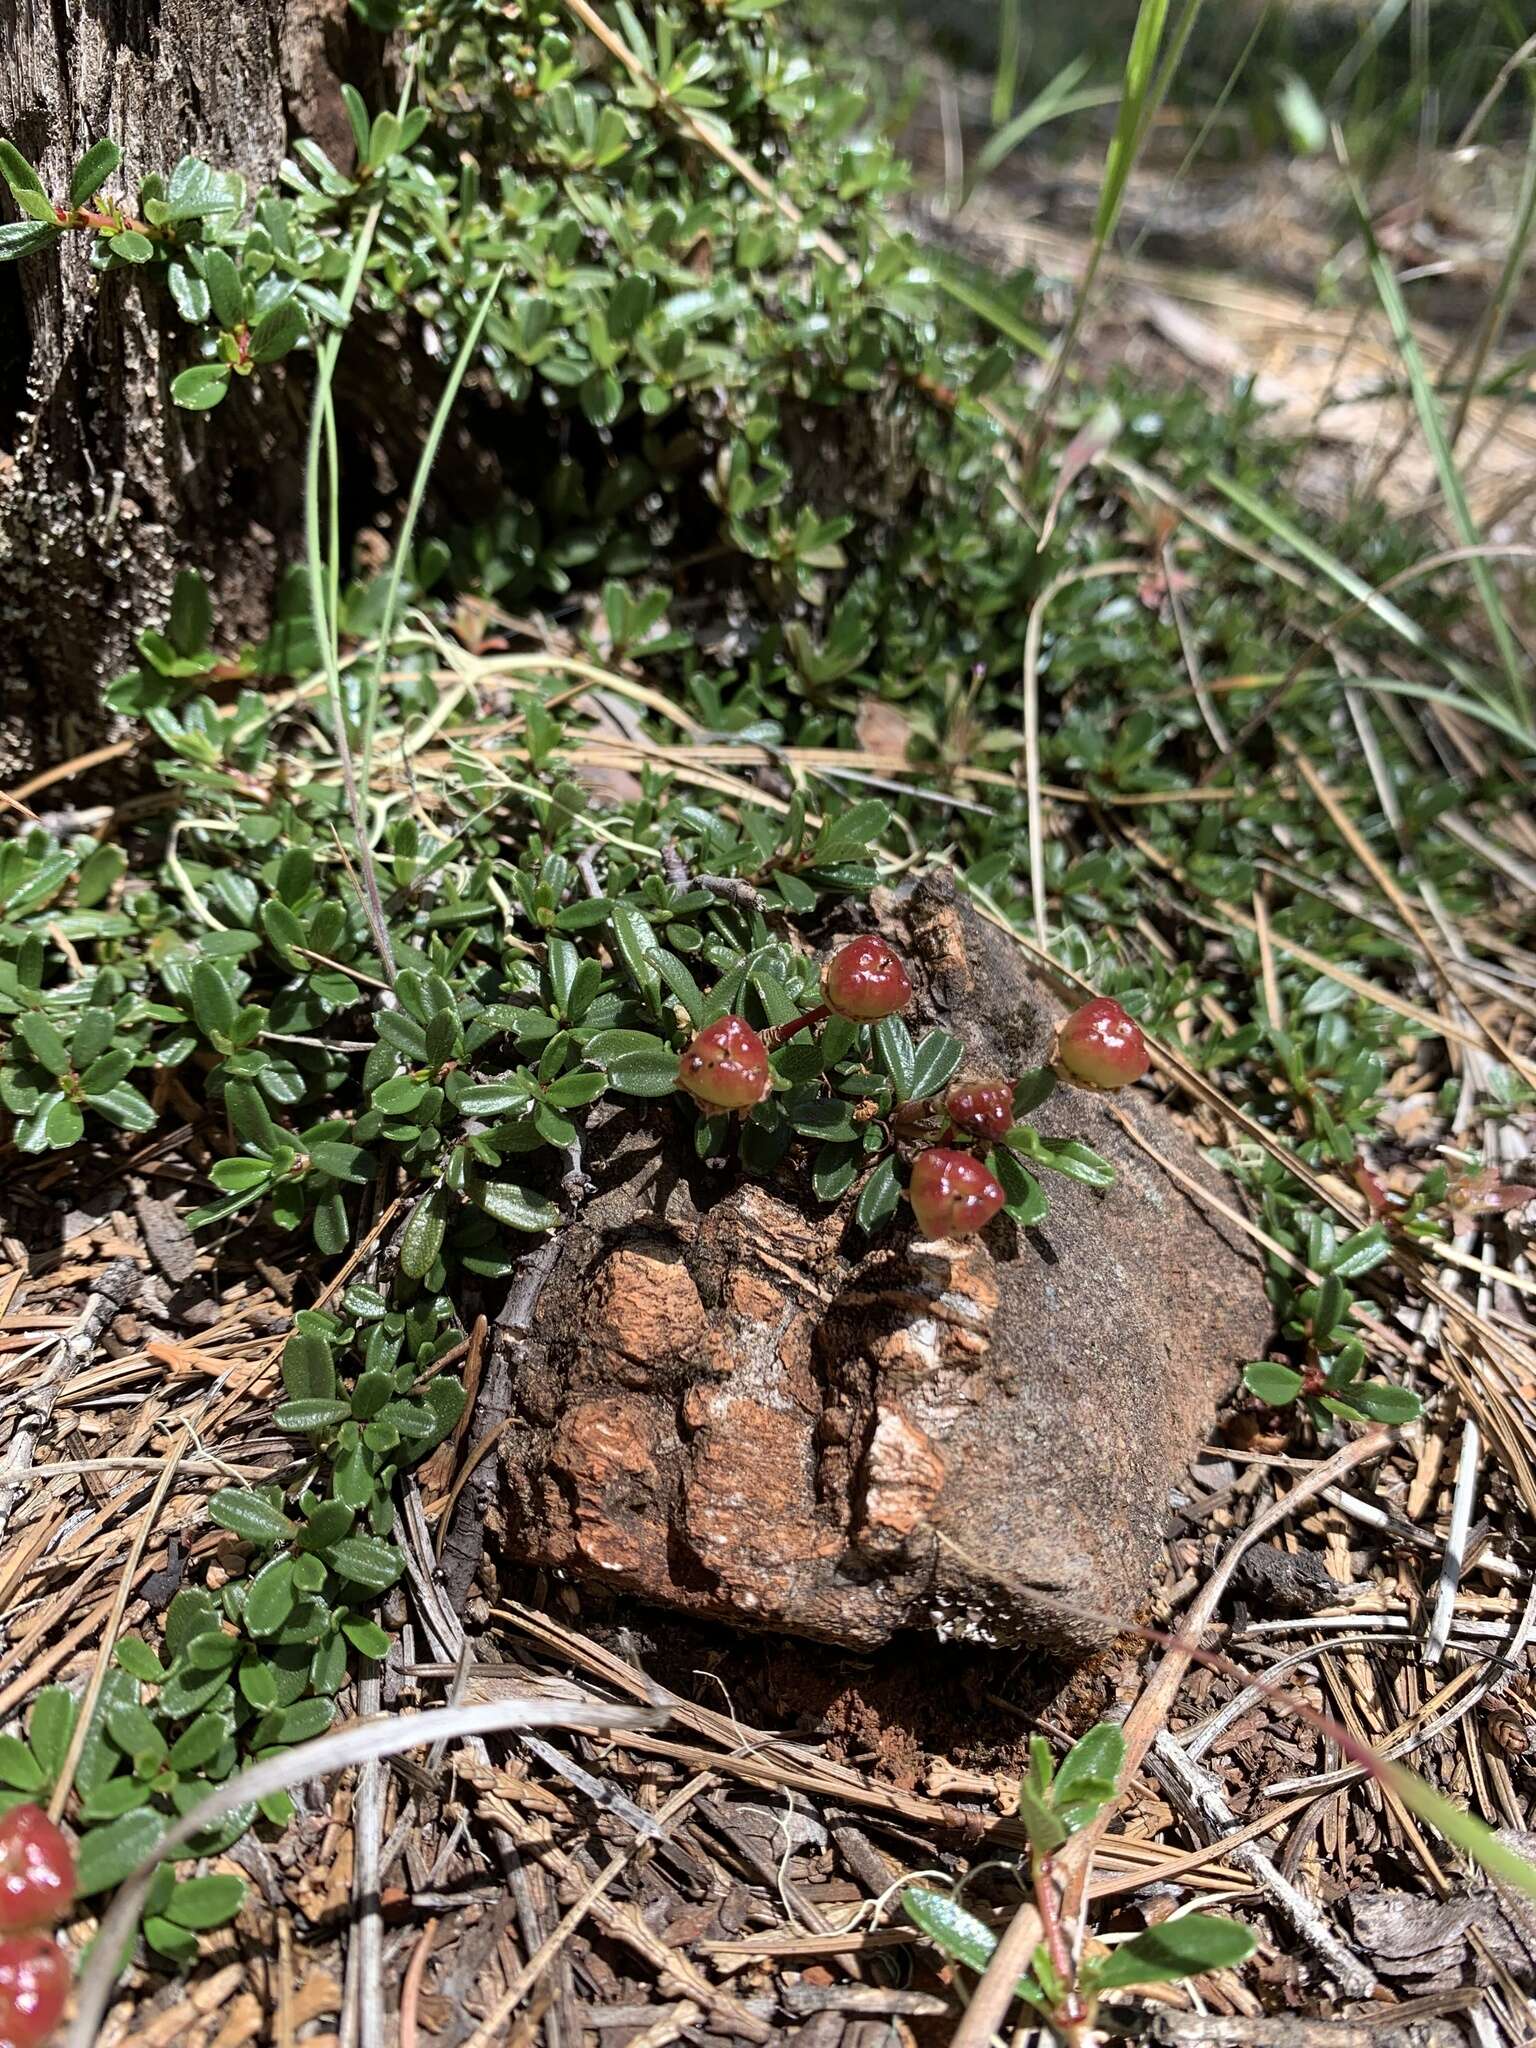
(0, 0, 373, 777)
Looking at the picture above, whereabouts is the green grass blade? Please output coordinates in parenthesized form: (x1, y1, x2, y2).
(927, 260, 1051, 361)
(1339, 149, 1530, 727)
(991, 0, 1023, 129)
(1207, 470, 1498, 703)
(1095, 0, 1171, 241)
(356, 262, 509, 783)
(970, 60, 1118, 191)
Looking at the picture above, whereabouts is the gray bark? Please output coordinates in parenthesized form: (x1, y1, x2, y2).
(0, 0, 370, 776)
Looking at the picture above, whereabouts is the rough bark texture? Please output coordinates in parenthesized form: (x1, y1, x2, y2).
(500, 875, 1272, 1654)
(0, 0, 375, 774)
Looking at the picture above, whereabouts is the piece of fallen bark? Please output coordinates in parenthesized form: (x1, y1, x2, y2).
(132, 1191, 200, 1285)
(1230, 1543, 1351, 1617)
(1349, 1846, 1536, 1990)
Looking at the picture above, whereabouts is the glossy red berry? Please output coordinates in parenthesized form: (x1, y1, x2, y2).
(821, 937, 912, 1022)
(0, 1811, 73, 1936)
(908, 1147, 1005, 1239)
(0, 1934, 70, 2048)
(945, 1080, 1014, 1144)
(676, 1015, 771, 1110)
(1055, 998, 1149, 1091)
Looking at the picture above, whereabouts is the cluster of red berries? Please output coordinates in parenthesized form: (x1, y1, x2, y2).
(0, 1806, 75, 2048)
(673, 936, 1149, 1242)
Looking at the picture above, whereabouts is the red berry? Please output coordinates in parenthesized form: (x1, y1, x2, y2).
(676, 1015, 771, 1111)
(1055, 998, 1149, 1091)
(0, 1811, 73, 1936)
(945, 1080, 1014, 1144)
(0, 1934, 70, 2048)
(820, 938, 912, 1022)
(908, 1147, 1005, 1239)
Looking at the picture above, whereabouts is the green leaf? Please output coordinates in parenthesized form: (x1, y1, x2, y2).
(903, 1888, 1034, 1995)
(191, 962, 238, 1040)
(873, 1015, 915, 1100)
(165, 1590, 220, 1662)
(274, 1399, 351, 1433)
(1014, 1129, 1116, 1190)
(202, 247, 246, 331)
(144, 1915, 199, 1966)
(1329, 1225, 1391, 1280)
(209, 1157, 271, 1194)
(207, 1488, 295, 1548)
(1051, 1721, 1124, 1829)
(163, 154, 242, 222)
(242, 1554, 297, 1637)
(87, 1082, 157, 1132)
(0, 1735, 44, 1792)
(908, 1030, 965, 1102)
(107, 229, 153, 262)
(1313, 1273, 1348, 1339)
(400, 1186, 448, 1279)
(1340, 1380, 1423, 1426)
(991, 1146, 1049, 1227)
(341, 1614, 393, 1659)
(79, 1776, 153, 1822)
(76, 1808, 167, 1895)
(1087, 1913, 1255, 1991)
(282, 1331, 336, 1407)
(69, 138, 123, 207)
(327, 1535, 405, 1593)
(609, 903, 662, 1001)
(469, 1179, 559, 1234)
(0, 140, 47, 198)
(26, 1688, 76, 1782)
(0, 219, 61, 261)
(163, 1872, 247, 1930)
(300, 1500, 355, 1550)
(249, 298, 306, 364)
(105, 1699, 165, 1764)
(171, 363, 232, 411)
(855, 1155, 901, 1233)
(811, 799, 890, 862)
(18, 1012, 71, 1076)
(1243, 1361, 1303, 1406)
(605, 1050, 681, 1097)
(168, 1712, 228, 1773)
(186, 1631, 239, 1671)
(812, 1142, 860, 1202)
(167, 261, 211, 322)
(114, 1636, 166, 1683)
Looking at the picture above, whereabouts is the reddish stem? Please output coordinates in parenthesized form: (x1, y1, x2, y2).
(74, 207, 155, 236)
(762, 1002, 829, 1050)
(1033, 1855, 1086, 2039)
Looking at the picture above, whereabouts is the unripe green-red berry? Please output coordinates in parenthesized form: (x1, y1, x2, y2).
(0, 1811, 73, 1936)
(0, 1934, 70, 2048)
(945, 1080, 1013, 1143)
(908, 1147, 1005, 1239)
(1055, 998, 1149, 1091)
(821, 937, 912, 1022)
(676, 1015, 770, 1110)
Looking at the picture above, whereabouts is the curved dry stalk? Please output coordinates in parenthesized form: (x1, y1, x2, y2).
(68, 1696, 662, 2047)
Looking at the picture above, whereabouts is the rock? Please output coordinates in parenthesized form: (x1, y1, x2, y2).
(499, 874, 1270, 1652)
